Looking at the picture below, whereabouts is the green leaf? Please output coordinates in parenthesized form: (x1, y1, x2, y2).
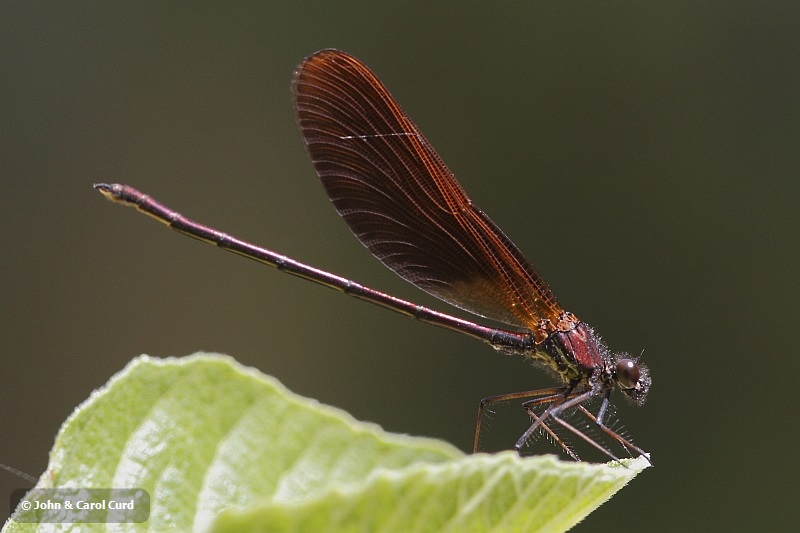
(215, 453, 648, 533)
(4, 353, 648, 533)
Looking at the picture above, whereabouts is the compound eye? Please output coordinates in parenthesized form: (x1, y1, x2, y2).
(616, 359, 640, 389)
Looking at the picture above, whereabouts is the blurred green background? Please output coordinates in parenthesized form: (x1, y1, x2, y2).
(2, 2, 798, 531)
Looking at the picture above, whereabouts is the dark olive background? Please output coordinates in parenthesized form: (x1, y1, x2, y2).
(2, 2, 798, 531)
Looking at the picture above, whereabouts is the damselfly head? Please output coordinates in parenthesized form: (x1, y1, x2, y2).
(613, 355, 651, 405)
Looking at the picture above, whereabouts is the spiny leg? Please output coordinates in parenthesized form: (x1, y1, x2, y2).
(516, 387, 627, 462)
(473, 387, 567, 454)
(517, 394, 580, 461)
(545, 388, 650, 464)
(578, 404, 651, 464)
